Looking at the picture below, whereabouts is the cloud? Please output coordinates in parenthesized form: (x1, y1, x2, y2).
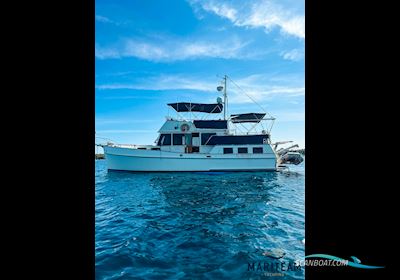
(225, 74, 304, 104)
(227, 85, 305, 104)
(96, 130, 155, 134)
(95, 14, 128, 26)
(95, 45, 121, 59)
(269, 110, 305, 122)
(95, 15, 113, 23)
(281, 49, 304, 61)
(96, 75, 216, 92)
(201, 2, 237, 21)
(96, 73, 304, 104)
(95, 37, 249, 61)
(96, 118, 155, 125)
(96, 94, 158, 100)
(188, 0, 305, 39)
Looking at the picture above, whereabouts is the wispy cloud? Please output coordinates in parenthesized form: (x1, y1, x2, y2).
(96, 130, 155, 134)
(225, 74, 304, 104)
(228, 85, 305, 104)
(201, 2, 238, 21)
(96, 94, 158, 100)
(280, 49, 304, 61)
(95, 14, 128, 26)
(96, 73, 304, 104)
(95, 36, 249, 61)
(96, 118, 156, 125)
(269, 110, 304, 122)
(96, 75, 216, 92)
(95, 15, 113, 23)
(188, 0, 305, 39)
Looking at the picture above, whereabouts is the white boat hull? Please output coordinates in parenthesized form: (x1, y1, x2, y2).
(104, 146, 277, 172)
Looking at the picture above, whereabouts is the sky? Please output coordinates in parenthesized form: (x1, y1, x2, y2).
(95, 0, 305, 150)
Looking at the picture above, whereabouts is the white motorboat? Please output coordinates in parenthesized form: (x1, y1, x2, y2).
(99, 75, 302, 172)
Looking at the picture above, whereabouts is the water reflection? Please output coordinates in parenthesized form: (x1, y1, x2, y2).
(96, 162, 304, 279)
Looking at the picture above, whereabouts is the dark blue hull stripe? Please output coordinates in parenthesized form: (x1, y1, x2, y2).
(108, 169, 277, 173)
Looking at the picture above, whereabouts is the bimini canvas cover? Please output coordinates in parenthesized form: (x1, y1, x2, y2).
(230, 113, 266, 123)
(168, 102, 223, 113)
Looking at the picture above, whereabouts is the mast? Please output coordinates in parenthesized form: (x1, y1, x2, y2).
(223, 75, 227, 120)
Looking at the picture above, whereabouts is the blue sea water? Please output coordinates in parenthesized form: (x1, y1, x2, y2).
(95, 160, 305, 280)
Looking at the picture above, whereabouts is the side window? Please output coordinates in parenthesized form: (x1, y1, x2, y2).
(253, 147, 263, 154)
(173, 134, 184, 145)
(201, 133, 216, 145)
(238, 147, 248, 154)
(157, 134, 171, 146)
(223, 147, 233, 154)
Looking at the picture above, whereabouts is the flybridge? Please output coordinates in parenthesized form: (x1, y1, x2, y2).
(166, 75, 275, 135)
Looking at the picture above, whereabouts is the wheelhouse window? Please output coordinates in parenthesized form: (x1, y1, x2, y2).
(253, 147, 263, 154)
(157, 134, 171, 146)
(173, 133, 184, 145)
(201, 133, 216, 145)
(238, 147, 248, 154)
(223, 147, 233, 154)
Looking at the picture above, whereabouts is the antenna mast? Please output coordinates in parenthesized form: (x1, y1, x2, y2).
(223, 75, 227, 120)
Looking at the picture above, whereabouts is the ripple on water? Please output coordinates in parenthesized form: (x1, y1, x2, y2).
(95, 160, 305, 279)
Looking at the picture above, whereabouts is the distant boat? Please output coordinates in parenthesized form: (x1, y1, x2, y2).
(99, 75, 302, 172)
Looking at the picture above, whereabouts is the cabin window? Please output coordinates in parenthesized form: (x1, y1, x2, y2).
(157, 134, 171, 146)
(201, 133, 216, 145)
(223, 147, 233, 154)
(173, 133, 184, 145)
(238, 147, 248, 154)
(192, 132, 200, 137)
(253, 147, 263, 154)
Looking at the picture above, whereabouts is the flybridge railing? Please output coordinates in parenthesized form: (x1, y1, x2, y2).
(166, 113, 225, 122)
(110, 144, 158, 148)
(228, 117, 275, 135)
(227, 129, 270, 136)
(164, 117, 273, 135)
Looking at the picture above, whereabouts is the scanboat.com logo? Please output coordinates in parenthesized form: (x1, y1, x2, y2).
(299, 254, 384, 269)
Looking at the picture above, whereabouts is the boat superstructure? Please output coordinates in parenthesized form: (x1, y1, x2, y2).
(99, 75, 303, 172)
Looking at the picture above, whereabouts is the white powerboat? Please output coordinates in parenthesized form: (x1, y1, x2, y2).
(99, 75, 302, 172)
